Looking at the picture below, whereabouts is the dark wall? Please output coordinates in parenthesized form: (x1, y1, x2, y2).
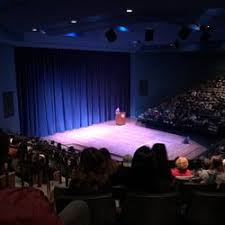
(130, 51, 225, 117)
(0, 44, 20, 132)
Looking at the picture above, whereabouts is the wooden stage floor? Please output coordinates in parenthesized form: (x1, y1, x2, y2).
(44, 119, 207, 160)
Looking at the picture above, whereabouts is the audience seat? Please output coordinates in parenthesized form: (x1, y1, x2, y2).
(55, 189, 116, 225)
(119, 192, 181, 225)
(180, 182, 217, 202)
(187, 191, 225, 225)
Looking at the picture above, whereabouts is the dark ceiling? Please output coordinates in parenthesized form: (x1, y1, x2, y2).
(1, 0, 225, 52)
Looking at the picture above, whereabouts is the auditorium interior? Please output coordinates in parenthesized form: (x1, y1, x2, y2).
(1, 1, 225, 225)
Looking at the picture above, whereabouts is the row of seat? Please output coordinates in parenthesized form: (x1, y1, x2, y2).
(54, 185, 225, 225)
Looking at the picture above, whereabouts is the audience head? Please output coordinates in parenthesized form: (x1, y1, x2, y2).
(210, 155, 223, 172)
(68, 146, 75, 152)
(79, 147, 104, 173)
(152, 143, 172, 179)
(175, 157, 189, 171)
(201, 157, 211, 170)
(132, 145, 151, 169)
(99, 147, 118, 175)
(57, 143, 62, 150)
(131, 145, 160, 191)
(99, 148, 111, 160)
(152, 143, 168, 162)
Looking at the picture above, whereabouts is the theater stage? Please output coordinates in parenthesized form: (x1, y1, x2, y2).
(44, 119, 207, 160)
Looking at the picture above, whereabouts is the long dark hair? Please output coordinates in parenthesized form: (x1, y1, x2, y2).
(152, 143, 172, 180)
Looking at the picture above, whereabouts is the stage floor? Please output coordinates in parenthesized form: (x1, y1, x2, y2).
(44, 119, 207, 160)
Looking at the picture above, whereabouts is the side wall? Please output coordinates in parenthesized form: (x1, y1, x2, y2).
(130, 52, 225, 117)
(0, 44, 20, 132)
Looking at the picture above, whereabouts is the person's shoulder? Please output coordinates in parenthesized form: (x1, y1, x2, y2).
(0, 188, 64, 225)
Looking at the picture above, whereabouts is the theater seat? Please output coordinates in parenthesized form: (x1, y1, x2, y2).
(180, 182, 217, 203)
(55, 192, 116, 225)
(120, 192, 181, 225)
(187, 191, 225, 225)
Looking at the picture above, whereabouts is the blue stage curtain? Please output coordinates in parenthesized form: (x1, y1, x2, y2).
(15, 47, 130, 136)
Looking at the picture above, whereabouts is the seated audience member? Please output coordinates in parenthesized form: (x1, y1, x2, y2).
(112, 154, 132, 186)
(196, 157, 211, 180)
(0, 188, 90, 225)
(199, 155, 224, 185)
(129, 146, 160, 193)
(69, 148, 111, 194)
(0, 159, 90, 225)
(171, 157, 192, 177)
(99, 148, 118, 177)
(152, 143, 174, 191)
(152, 143, 173, 180)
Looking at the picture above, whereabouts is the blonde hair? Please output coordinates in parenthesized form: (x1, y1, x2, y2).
(175, 157, 189, 170)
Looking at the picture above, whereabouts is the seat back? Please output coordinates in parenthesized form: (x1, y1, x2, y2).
(55, 193, 116, 225)
(187, 191, 225, 225)
(120, 192, 180, 225)
(181, 182, 217, 203)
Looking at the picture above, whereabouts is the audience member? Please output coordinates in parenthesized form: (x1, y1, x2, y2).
(152, 143, 174, 191)
(69, 148, 111, 194)
(171, 157, 192, 177)
(129, 146, 160, 192)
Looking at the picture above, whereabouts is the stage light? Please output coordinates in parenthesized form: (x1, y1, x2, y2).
(145, 29, 154, 41)
(190, 24, 200, 31)
(117, 26, 129, 32)
(105, 28, 117, 42)
(200, 24, 211, 32)
(64, 32, 78, 37)
(126, 9, 133, 13)
(32, 28, 38, 32)
(70, 20, 77, 24)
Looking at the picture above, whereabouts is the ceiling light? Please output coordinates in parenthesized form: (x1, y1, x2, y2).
(70, 20, 77, 24)
(117, 26, 129, 32)
(190, 24, 200, 31)
(126, 9, 133, 13)
(32, 28, 37, 32)
(64, 32, 78, 37)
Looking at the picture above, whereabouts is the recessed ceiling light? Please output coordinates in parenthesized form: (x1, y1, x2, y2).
(64, 32, 78, 37)
(126, 9, 133, 13)
(32, 28, 37, 32)
(117, 26, 129, 32)
(70, 20, 77, 24)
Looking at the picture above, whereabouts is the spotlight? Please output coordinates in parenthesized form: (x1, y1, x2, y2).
(105, 28, 117, 42)
(70, 20, 77, 24)
(117, 26, 129, 32)
(32, 28, 38, 32)
(178, 25, 191, 40)
(126, 9, 133, 13)
(145, 29, 154, 42)
(200, 25, 211, 31)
